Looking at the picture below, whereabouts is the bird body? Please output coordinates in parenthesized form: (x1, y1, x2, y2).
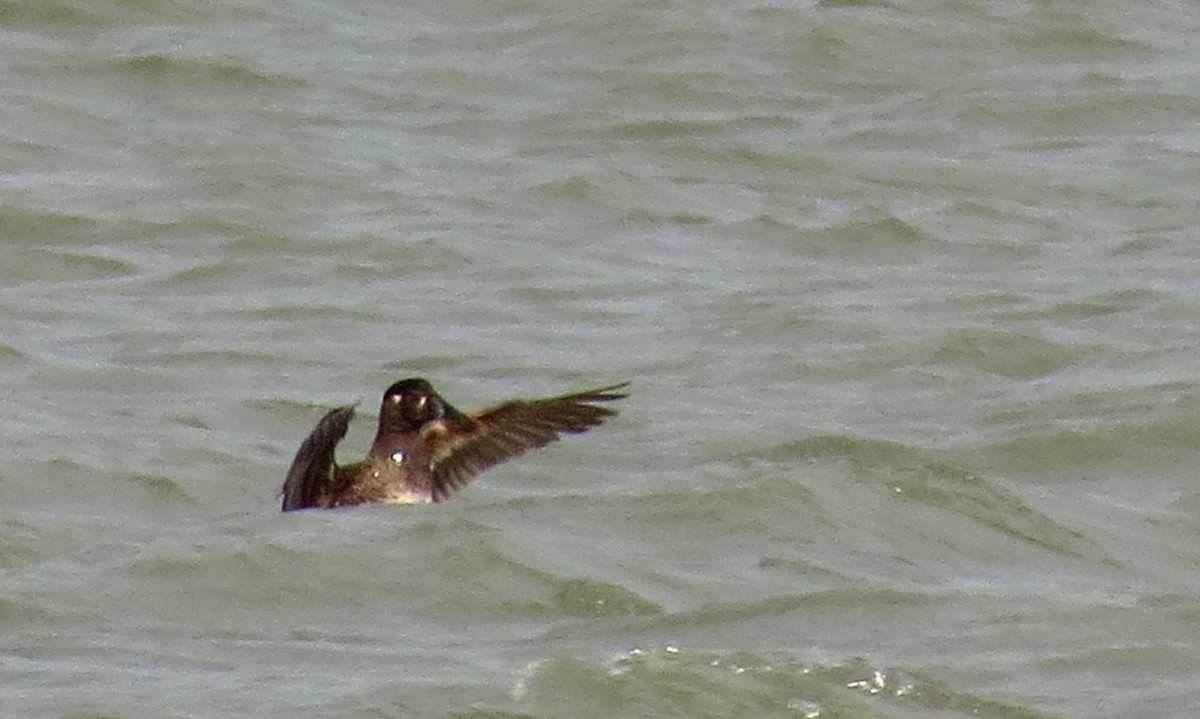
(281, 379, 627, 511)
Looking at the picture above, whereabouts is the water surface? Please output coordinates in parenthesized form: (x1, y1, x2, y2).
(4, 1, 1200, 717)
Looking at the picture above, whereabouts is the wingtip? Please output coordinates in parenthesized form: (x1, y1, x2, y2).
(587, 381, 631, 400)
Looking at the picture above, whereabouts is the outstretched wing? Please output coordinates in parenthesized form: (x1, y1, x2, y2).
(281, 405, 355, 511)
(425, 382, 628, 502)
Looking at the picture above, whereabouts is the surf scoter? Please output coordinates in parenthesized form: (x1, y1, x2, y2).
(281, 378, 628, 511)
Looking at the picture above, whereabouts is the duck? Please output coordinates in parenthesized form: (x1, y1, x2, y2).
(281, 378, 628, 511)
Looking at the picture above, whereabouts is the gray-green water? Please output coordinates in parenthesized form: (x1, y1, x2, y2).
(5, 1, 1200, 717)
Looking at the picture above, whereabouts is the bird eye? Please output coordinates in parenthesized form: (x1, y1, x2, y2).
(415, 396, 427, 410)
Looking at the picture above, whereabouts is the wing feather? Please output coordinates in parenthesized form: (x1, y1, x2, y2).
(427, 382, 628, 502)
(281, 405, 355, 511)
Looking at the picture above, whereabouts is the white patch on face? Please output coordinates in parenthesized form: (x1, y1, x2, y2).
(391, 451, 405, 465)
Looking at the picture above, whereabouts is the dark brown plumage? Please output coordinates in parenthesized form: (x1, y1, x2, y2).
(280, 378, 628, 511)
